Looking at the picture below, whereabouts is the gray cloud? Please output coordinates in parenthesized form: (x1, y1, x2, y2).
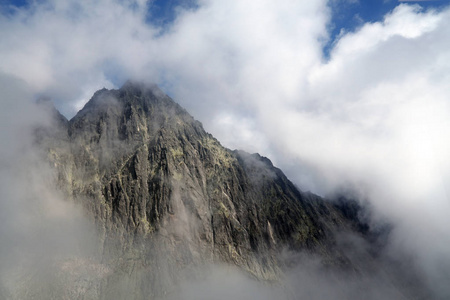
(0, 73, 101, 298)
(1, 0, 450, 298)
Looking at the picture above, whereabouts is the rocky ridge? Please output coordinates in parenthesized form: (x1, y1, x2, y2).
(32, 81, 402, 299)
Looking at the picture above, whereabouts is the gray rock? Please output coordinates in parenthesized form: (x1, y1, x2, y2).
(30, 81, 426, 299)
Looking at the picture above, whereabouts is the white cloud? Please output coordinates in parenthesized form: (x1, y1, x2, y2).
(267, 5, 450, 296)
(1, 0, 450, 297)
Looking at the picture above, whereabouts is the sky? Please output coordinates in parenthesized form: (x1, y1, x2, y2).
(1, 0, 450, 298)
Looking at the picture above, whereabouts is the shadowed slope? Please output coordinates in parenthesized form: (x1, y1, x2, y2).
(32, 81, 426, 299)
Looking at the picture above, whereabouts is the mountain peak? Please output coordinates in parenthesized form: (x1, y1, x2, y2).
(71, 80, 180, 122)
(120, 79, 152, 90)
(120, 80, 165, 97)
(32, 82, 417, 300)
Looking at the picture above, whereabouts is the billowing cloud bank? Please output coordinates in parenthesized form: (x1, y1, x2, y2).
(1, 0, 449, 298)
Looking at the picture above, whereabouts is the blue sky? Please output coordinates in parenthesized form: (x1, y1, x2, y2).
(146, 0, 198, 27)
(153, 0, 450, 54)
(2, 0, 448, 57)
(325, 0, 449, 56)
(1, 1, 450, 296)
(150, 0, 449, 58)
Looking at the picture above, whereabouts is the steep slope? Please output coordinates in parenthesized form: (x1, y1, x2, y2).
(37, 81, 388, 299)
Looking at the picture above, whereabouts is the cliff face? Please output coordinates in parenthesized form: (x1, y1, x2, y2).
(36, 82, 374, 299)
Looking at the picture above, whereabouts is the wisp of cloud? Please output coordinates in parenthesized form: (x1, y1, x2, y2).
(1, 0, 450, 299)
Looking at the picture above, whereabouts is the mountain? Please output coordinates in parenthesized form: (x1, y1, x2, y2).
(27, 81, 425, 299)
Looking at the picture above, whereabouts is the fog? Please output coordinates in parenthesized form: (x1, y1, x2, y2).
(0, 74, 101, 298)
(0, 74, 437, 300)
(1, 0, 450, 299)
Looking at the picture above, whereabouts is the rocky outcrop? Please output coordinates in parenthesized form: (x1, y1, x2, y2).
(35, 81, 383, 299)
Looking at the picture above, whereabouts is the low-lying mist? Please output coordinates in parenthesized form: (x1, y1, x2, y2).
(1, 1, 450, 298)
(0, 74, 443, 300)
(174, 244, 426, 300)
(0, 74, 100, 299)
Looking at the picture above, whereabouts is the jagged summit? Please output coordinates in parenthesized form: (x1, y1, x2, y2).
(30, 81, 415, 299)
(46, 81, 360, 255)
(72, 81, 184, 120)
(120, 79, 162, 94)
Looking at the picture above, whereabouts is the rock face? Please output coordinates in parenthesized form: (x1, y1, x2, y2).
(35, 82, 382, 299)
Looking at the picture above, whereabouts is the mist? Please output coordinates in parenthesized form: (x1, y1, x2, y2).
(1, 0, 450, 299)
(172, 243, 428, 300)
(0, 73, 443, 299)
(0, 74, 101, 298)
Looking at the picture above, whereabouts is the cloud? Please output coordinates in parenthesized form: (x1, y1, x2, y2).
(274, 4, 450, 298)
(174, 247, 427, 300)
(0, 73, 101, 298)
(1, 0, 450, 298)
